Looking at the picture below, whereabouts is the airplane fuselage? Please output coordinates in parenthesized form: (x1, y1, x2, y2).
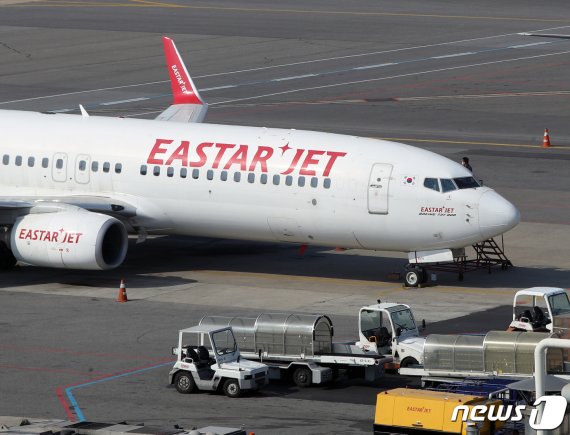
(0, 110, 519, 253)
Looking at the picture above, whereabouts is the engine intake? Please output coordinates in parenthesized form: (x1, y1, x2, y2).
(10, 210, 128, 270)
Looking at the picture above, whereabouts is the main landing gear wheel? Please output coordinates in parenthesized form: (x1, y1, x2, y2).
(404, 266, 428, 287)
(0, 242, 16, 270)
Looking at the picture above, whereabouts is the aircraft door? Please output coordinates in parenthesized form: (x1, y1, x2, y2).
(368, 163, 393, 214)
(52, 152, 68, 182)
(75, 154, 91, 184)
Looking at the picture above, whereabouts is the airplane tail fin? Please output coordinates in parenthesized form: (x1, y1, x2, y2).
(155, 36, 208, 123)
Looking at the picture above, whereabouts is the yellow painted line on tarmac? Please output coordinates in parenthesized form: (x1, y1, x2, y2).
(6, 0, 570, 24)
(377, 137, 570, 150)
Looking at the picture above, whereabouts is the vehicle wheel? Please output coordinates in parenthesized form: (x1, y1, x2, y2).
(400, 357, 418, 368)
(0, 242, 16, 270)
(404, 270, 421, 287)
(223, 379, 242, 398)
(292, 367, 312, 388)
(174, 371, 196, 394)
(420, 269, 429, 284)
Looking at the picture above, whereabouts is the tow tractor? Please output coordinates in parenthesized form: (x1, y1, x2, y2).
(198, 301, 425, 386)
(169, 325, 268, 398)
(508, 287, 570, 332)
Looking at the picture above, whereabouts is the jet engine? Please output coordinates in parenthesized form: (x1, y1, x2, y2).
(9, 210, 128, 270)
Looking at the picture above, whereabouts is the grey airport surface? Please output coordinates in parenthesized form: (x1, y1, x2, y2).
(0, 1, 569, 434)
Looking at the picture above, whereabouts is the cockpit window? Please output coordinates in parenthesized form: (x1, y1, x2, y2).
(440, 179, 457, 193)
(423, 178, 440, 192)
(453, 177, 480, 189)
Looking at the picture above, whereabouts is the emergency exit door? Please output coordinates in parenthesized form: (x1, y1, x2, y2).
(367, 163, 393, 214)
(51, 152, 68, 182)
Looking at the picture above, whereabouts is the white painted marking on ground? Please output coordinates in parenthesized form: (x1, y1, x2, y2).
(201, 84, 238, 91)
(354, 63, 396, 70)
(509, 41, 553, 48)
(99, 97, 149, 106)
(272, 74, 317, 82)
(432, 52, 475, 59)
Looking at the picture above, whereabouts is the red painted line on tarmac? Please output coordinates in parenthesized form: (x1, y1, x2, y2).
(55, 386, 76, 422)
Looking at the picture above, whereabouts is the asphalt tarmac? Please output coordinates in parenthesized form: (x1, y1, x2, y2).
(0, 1, 569, 434)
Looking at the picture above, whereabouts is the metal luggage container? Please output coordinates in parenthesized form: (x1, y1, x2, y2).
(424, 331, 563, 375)
(200, 313, 333, 358)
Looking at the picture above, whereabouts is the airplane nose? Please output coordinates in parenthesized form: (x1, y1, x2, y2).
(479, 190, 520, 238)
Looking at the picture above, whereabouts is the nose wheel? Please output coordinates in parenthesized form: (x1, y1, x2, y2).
(404, 266, 428, 287)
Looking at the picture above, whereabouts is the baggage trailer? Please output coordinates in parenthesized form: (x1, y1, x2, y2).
(399, 331, 566, 386)
(199, 309, 400, 387)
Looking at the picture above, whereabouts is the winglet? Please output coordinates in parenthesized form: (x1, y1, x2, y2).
(162, 36, 204, 105)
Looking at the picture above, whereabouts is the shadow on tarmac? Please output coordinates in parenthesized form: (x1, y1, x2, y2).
(0, 236, 568, 289)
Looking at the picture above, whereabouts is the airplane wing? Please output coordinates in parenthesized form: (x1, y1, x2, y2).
(0, 196, 137, 225)
(156, 36, 208, 123)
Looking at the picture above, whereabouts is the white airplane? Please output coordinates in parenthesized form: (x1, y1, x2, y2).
(0, 37, 519, 286)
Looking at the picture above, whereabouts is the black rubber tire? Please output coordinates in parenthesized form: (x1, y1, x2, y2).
(174, 371, 196, 394)
(0, 242, 16, 270)
(404, 270, 421, 287)
(223, 379, 242, 398)
(400, 357, 419, 368)
(292, 367, 312, 388)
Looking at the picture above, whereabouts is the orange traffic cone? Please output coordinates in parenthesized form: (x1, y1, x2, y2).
(298, 244, 308, 256)
(116, 279, 128, 302)
(542, 128, 551, 148)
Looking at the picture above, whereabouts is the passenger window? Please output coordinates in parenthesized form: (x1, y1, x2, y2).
(42, 158, 49, 168)
(423, 178, 440, 192)
(234, 172, 241, 182)
(273, 175, 280, 185)
(167, 167, 174, 177)
(153, 166, 160, 176)
(285, 175, 293, 186)
(260, 174, 267, 185)
(56, 158, 63, 169)
(103, 162, 110, 173)
(78, 160, 86, 171)
(298, 176, 305, 187)
(140, 165, 147, 175)
(323, 178, 331, 189)
(180, 168, 187, 178)
(248, 173, 255, 183)
(28, 157, 35, 167)
(207, 169, 214, 180)
(92, 161, 99, 172)
(192, 169, 199, 179)
(221, 171, 228, 181)
(2, 155, 9, 165)
(310, 177, 318, 188)
(440, 179, 457, 193)
(15, 156, 22, 166)
(115, 163, 122, 174)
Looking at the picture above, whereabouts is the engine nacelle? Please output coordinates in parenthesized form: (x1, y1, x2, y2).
(10, 210, 128, 270)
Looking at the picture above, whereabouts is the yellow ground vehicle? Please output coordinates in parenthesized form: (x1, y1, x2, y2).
(374, 388, 503, 434)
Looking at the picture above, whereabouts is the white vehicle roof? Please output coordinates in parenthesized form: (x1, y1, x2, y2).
(363, 302, 411, 311)
(514, 287, 567, 298)
(180, 325, 231, 334)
